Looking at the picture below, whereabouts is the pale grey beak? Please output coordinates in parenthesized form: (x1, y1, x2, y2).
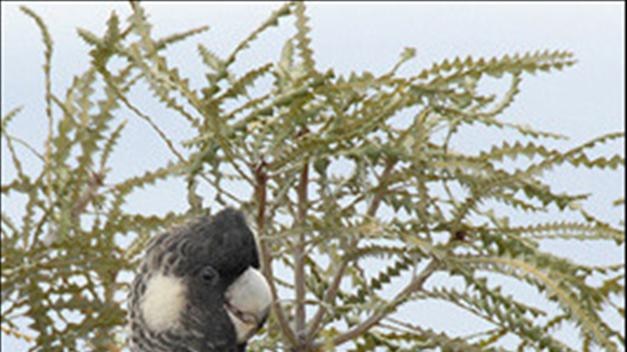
(224, 267, 272, 343)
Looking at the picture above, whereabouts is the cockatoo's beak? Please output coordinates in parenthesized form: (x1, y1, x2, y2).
(224, 267, 272, 343)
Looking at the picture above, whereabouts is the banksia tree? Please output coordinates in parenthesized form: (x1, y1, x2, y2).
(1, 2, 624, 351)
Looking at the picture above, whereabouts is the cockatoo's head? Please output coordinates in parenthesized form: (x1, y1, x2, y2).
(128, 208, 272, 352)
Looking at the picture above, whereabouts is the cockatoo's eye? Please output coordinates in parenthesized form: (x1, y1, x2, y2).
(200, 265, 220, 285)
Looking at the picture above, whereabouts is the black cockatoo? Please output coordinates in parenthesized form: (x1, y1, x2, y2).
(128, 208, 272, 351)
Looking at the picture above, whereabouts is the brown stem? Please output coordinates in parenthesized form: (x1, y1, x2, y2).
(366, 158, 397, 217)
(71, 171, 104, 219)
(305, 258, 348, 339)
(306, 158, 397, 341)
(295, 158, 309, 341)
(331, 259, 439, 347)
(254, 161, 299, 346)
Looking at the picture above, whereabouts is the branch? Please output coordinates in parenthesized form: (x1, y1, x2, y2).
(306, 158, 397, 341)
(254, 161, 299, 346)
(305, 258, 347, 339)
(366, 158, 397, 217)
(1, 325, 35, 343)
(42, 171, 104, 246)
(331, 259, 440, 346)
(100, 71, 186, 162)
(294, 152, 309, 340)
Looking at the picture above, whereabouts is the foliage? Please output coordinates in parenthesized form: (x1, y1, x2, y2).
(1, 2, 624, 351)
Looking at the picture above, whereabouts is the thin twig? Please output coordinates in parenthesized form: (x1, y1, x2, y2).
(306, 158, 397, 341)
(331, 259, 440, 346)
(254, 161, 299, 346)
(4, 134, 45, 161)
(102, 73, 185, 162)
(294, 150, 309, 341)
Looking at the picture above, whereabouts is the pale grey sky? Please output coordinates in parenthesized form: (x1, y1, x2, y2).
(1, 2, 624, 351)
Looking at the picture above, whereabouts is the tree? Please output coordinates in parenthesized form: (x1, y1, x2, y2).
(1, 2, 624, 351)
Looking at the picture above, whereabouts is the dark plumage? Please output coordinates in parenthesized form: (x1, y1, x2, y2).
(129, 208, 271, 352)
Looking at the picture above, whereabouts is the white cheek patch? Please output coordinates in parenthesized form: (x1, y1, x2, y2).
(140, 273, 186, 331)
(225, 267, 272, 342)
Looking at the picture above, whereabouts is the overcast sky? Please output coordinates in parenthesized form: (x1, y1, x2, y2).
(1, 2, 624, 351)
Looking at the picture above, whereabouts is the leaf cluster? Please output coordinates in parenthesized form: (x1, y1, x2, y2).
(1, 2, 624, 351)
